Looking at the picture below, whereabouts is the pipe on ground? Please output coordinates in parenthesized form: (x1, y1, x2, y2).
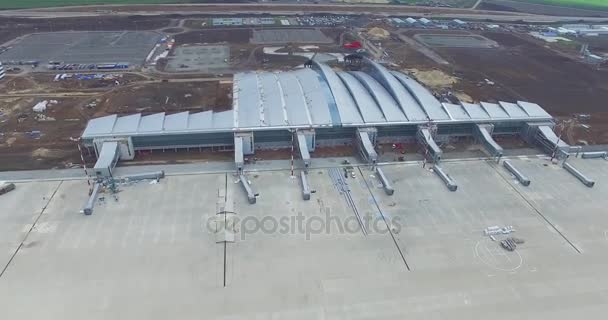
(122, 171, 165, 181)
(433, 165, 457, 192)
(239, 175, 257, 204)
(581, 151, 607, 159)
(83, 182, 101, 215)
(503, 160, 531, 186)
(300, 171, 311, 201)
(375, 167, 394, 195)
(563, 162, 595, 188)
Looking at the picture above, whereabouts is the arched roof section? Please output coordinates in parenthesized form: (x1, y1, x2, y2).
(350, 71, 407, 122)
(336, 71, 386, 123)
(390, 71, 450, 121)
(311, 61, 363, 125)
(361, 59, 428, 121)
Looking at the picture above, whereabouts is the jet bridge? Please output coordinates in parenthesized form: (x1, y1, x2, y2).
(234, 137, 244, 174)
(417, 126, 442, 163)
(296, 131, 312, 171)
(356, 128, 378, 165)
(474, 124, 503, 159)
(92, 141, 120, 178)
(234, 132, 254, 174)
(522, 123, 570, 158)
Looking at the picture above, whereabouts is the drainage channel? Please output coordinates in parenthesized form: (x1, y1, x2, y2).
(1, 181, 64, 279)
(488, 161, 581, 254)
(358, 167, 411, 271)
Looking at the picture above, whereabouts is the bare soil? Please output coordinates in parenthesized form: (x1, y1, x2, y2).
(429, 31, 608, 143)
(94, 81, 232, 116)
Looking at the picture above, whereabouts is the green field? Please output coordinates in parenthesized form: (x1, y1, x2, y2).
(513, 0, 608, 10)
(0, 0, 197, 10)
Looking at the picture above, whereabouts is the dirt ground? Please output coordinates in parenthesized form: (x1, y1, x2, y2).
(384, 29, 608, 144)
(0, 96, 93, 170)
(432, 32, 608, 144)
(94, 81, 232, 115)
(0, 73, 147, 94)
(0, 75, 233, 171)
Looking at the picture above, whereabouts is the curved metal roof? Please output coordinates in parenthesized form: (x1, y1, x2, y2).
(350, 71, 407, 122)
(311, 61, 363, 125)
(82, 62, 554, 139)
(336, 71, 385, 123)
(292, 69, 333, 126)
(362, 59, 429, 121)
(390, 71, 450, 120)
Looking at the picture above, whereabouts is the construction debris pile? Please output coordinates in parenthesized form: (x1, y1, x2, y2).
(484, 225, 525, 252)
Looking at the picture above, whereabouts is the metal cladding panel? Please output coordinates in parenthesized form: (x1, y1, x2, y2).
(188, 111, 213, 130)
(391, 71, 449, 120)
(293, 69, 332, 126)
(82, 114, 117, 136)
(138, 113, 165, 132)
(312, 62, 363, 125)
(499, 101, 528, 118)
(481, 102, 509, 118)
(443, 103, 470, 120)
(336, 72, 385, 123)
(461, 102, 490, 119)
(363, 61, 425, 121)
(163, 112, 189, 131)
(213, 110, 234, 129)
(235, 73, 262, 128)
(517, 101, 551, 118)
(112, 113, 141, 133)
(94, 141, 118, 170)
(350, 71, 407, 122)
(363, 67, 426, 121)
(258, 72, 286, 127)
(277, 72, 310, 126)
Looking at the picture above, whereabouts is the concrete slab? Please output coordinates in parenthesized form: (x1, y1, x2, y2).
(0, 31, 162, 66)
(0, 180, 61, 271)
(366, 160, 576, 273)
(166, 45, 229, 72)
(0, 175, 227, 319)
(497, 157, 608, 253)
(225, 169, 406, 317)
(1, 159, 608, 319)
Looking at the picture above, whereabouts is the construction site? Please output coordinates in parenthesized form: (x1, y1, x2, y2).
(1, 6, 608, 319)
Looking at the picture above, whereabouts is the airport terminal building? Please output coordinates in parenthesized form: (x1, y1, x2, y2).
(81, 59, 569, 176)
